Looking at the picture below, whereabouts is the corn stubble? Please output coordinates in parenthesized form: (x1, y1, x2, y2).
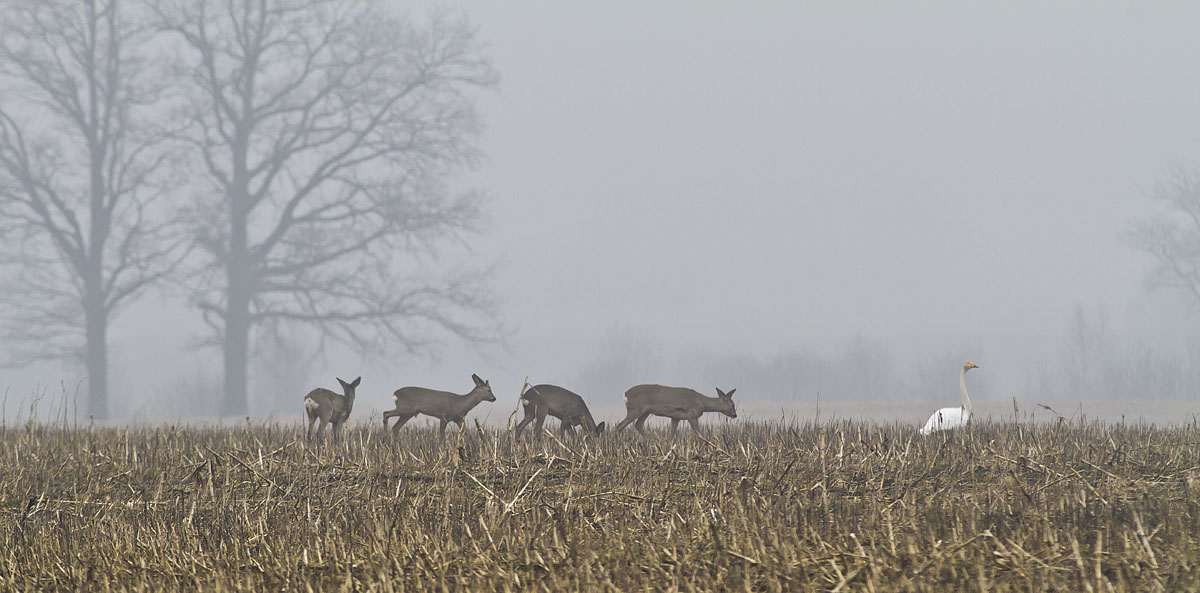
(1, 420, 1198, 592)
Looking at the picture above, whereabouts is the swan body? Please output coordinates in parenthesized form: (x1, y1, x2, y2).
(919, 361, 978, 435)
(920, 406, 969, 434)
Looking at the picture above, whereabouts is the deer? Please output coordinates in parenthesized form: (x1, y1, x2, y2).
(303, 376, 361, 439)
(514, 384, 605, 440)
(383, 373, 496, 439)
(614, 384, 737, 434)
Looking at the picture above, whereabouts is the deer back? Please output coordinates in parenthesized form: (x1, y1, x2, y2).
(624, 384, 708, 414)
(391, 388, 487, 419)
(523, 385, 585, 415)
(391, 387, 461, 419)
(392, 374, 494, 420)
(304, 388, 346, 417)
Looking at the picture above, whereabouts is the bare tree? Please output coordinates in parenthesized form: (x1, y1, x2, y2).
(578, 326, 661, 401)
(152, 0, 501, 415)
(0, 0, 180, 419)
(1129, 162, 1200, 303)
(1061, 303, 1109, 397)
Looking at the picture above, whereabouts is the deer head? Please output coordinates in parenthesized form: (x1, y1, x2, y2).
(715, 387, 737, 418)
(471, 373, 496, 402)
(337, 376, 361, 399)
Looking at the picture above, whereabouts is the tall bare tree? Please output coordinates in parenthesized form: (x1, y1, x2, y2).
(153, 0, 501, 415)
(1061, 303, 1109, 397)
(0, 0, 179, 419)
(1129, 162, 1200, 304)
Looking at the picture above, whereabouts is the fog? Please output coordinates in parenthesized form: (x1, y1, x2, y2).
(4, 1, 1200, 426)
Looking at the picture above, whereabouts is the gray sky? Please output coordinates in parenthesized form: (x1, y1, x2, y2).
(464, 1, 1198, 347)
(7, 1, 1200, 423)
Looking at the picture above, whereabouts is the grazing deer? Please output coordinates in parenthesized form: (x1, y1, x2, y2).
(614, 384, 737, 434)
(514, 384, 605, 440)
(383, 374, 496, 438)
(303, 376, 361, 439)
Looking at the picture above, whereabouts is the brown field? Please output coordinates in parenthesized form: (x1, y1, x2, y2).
(1, 420, 1199, 592)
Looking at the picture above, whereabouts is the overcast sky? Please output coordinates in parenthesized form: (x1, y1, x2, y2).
(463, 1, 1199, 343)
(7, 1, 1200, 422)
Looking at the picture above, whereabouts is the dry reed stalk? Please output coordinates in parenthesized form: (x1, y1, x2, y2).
(0, 420, 1196, 591)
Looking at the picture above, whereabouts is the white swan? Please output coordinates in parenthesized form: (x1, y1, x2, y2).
(919, 361, 978, 435)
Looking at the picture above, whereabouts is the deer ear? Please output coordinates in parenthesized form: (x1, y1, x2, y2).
(338, 378, 349, 389)
(722, 388, 736, 399)
(472, 373, 484, 386)
(350, 376, 361, 388)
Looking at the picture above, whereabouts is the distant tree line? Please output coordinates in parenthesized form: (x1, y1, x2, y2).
(577, 305, 1200, 410)
(0, 0, 501, 418)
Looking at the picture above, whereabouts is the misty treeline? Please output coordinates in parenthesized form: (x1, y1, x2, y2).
(0, 0, 501, 419)
(575, 303, 1200, 410)
(1046, 304, 1200, 400)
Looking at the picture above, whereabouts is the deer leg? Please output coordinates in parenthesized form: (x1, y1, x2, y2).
(634, 412, 652, 434)
(382, 409, 398, 428)
(670, 418, 680, 434)
(438, 418, 449, 439)
(316, 417, 329, 437)
(520, 401, 541, 438)
(390, 413, 414, 435)
(534, 407, 549, 441)
(514, 413, 534, 437)
(306, 414, 317, 439)
(559, 421, 575, 437)
(614, 409, 641, 432)
(688, 417, 701, 432)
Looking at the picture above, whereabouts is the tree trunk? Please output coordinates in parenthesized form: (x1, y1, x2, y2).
(84, 16, 109, 419)
(84, 298, 108, 419)
(221, 206, 252, 417)
(221, 266, 252, 417)
(221, 304, 250, 417)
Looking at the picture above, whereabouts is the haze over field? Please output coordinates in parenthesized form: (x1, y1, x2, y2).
(4, 1, 1200, 425)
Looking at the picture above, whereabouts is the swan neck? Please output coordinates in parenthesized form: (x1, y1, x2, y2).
(959, 368, 972, 413)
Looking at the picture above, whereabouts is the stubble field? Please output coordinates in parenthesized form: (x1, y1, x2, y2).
(1, 419, 1198, 592)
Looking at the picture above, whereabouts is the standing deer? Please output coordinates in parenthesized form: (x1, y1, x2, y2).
(614, 384, 737, 434)
(383, 374, 496, 438)
(303, 376, 361, 439)
(514, 384, 605, 440)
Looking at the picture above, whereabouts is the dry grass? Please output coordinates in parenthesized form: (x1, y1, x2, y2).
(2, 419, 1199, 592)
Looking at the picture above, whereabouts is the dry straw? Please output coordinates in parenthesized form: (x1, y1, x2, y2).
(1, 419, 1198, 591)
